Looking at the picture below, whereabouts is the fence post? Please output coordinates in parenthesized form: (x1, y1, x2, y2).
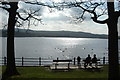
(68, 63, 70, 70)
(103, 57, 105, 65)
(57, 57, 59, 60)
(22, 57, 24, 66)
(39, 57, 41, 66)
(4, 57, 6, 65)
(74, 57, 75, 65)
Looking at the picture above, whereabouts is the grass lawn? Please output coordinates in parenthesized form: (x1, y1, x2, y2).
(1, 65, 109, 80)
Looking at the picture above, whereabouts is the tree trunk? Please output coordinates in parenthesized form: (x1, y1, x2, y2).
(107, 16, 119, 80)
(107, 1, 119, 80)
(2, 2, 19, 80)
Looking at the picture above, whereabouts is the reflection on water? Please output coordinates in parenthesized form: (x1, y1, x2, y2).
(1, 37, 120, 59)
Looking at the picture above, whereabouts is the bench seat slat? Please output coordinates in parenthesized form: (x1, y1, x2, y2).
(53, 60, 72, 62)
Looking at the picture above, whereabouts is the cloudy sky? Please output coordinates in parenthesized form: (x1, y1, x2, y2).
(0, 0, 120, 35)
(34, 7, 108, 34)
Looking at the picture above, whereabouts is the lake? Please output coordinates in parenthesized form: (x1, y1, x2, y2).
(0, 37, 120, 66)
(1, 37, 120, 60)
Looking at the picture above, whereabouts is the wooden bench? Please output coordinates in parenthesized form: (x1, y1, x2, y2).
(53, 60, 72, 70)
(83, 59, 101, 68)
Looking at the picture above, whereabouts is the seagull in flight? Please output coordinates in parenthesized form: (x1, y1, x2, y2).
(55, 47, 68, 52)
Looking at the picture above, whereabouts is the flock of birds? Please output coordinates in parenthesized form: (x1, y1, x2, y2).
(54, 47, 70, 59)
(54, 47, 95, 52)
(40, 47, 120, 59)
(54, 47, 68, 53)
(53, 47, 111, 59)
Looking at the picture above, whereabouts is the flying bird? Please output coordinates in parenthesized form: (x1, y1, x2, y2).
(55, 47, 68, 53)
(82, 48, 86, 50)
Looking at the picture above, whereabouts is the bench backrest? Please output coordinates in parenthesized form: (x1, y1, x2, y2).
(53, 60, 72, 62)
(83, 59, 100, 62)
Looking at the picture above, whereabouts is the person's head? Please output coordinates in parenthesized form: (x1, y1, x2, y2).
(88, 54, 90, 57)
(93, 54, 96, 57)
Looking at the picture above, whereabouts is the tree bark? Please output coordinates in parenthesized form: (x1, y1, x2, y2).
(107, 2, 119, 80)
(2, 2, 19, 80)
(107, 15, 119, 80)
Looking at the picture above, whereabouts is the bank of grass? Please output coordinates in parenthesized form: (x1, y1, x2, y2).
(1, 65, 109, 80)
(0, 66, 2, 75)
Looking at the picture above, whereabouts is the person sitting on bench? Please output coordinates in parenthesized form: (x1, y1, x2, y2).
(84, 54, 92, 68)
(91, 54, 98, 68)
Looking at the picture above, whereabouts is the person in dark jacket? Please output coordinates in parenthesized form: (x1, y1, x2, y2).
(77, 56, 81, 66)
(91, 54, 98, 68)
(84, 54, 92, 68)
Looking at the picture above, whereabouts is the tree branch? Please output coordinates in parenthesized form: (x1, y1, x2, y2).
(24, 1, 57, 8)
(31, 16, 42, 21)
(115, 10, 120, 17)
(16, 20, 24, 27)
(91, 17, 108, 24)
(1, 2, 10, 5)
(75, 3, 108, 24)
(0, 6, 9, 12)
(16, 12, 30, 21)
(62, 1, 108, 24)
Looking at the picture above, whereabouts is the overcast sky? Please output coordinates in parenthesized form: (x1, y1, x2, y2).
(32, 7, 108, 35)
(0, 0, 120, 35)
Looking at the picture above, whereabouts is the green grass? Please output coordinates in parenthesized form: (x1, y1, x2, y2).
(1, 65, 109, 80)
(0, 66, 2, 75)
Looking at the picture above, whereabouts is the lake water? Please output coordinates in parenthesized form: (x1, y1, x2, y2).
(1, 37, 120, 60)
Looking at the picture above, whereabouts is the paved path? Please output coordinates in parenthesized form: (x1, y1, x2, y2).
(50, 65, 103, 70)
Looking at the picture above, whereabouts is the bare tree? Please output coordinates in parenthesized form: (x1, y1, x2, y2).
(0, 0, 44, 79)
(52, 0, 120, 79)
(0, 0, 120, 80)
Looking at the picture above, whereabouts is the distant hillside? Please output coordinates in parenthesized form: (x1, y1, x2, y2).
(0, 29, 108, 38)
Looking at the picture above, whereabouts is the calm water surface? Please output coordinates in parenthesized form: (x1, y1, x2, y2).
(1, 37, 120, 60)
(0, 37, 120, 59)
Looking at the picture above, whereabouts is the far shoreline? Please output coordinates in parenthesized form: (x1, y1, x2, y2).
(1, 36, 109, 39)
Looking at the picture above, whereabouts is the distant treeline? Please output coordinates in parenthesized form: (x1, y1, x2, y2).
(0, 29, 108, 39)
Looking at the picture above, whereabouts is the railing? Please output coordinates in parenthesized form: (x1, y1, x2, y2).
(0, 57, 110, 66)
